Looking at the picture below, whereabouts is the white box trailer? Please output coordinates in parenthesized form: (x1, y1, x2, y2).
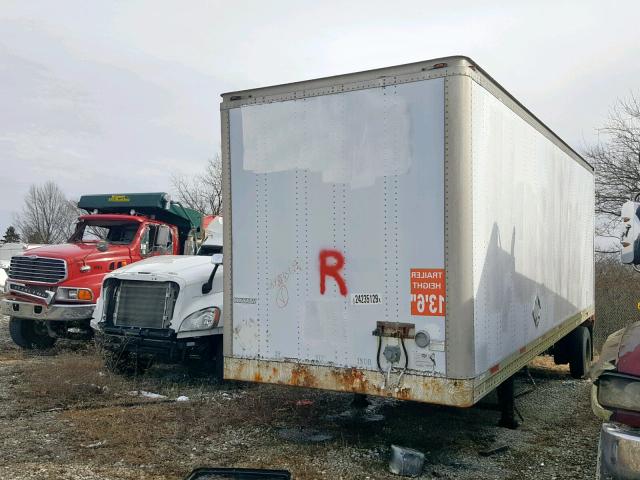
(220, 56, 594, 407)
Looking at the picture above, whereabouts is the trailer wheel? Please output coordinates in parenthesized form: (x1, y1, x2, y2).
(9, 317, 56, 349)
(569, 326, 592, 379)
(552, 335, 570, 365)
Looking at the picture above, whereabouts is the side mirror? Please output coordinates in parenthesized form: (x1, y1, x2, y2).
(185, 468, 290, 480)
(140, 243, 149, 256)
(621, 201, 640, 264)
(203, 254, 223, 295)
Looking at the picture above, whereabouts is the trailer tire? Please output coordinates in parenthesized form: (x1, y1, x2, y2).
(552, 335, 570, 365)
(569, 326, 592, 379)
(9, 317, 56, 349)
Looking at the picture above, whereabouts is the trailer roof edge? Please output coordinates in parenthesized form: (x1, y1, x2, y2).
(221, 55, 591, 172)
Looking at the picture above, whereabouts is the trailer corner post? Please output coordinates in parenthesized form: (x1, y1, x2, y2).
(444, 73, 475, 379)
(221, 107, 233, 359)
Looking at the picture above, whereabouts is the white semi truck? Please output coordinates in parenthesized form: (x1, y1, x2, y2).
(219, 56, 594, 425)
(91, 217, 224, 377)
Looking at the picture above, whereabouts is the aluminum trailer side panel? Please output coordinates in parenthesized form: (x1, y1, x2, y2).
(470, 82, 595, 376)
(221, 56, 594, 406)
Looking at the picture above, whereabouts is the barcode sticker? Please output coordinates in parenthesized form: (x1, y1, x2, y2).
(351, 293, 383, 305)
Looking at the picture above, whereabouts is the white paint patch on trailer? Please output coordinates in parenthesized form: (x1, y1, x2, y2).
(240, 88, 412, 188)
(230, 78, 447, 376)
(471, 81, 594, 376)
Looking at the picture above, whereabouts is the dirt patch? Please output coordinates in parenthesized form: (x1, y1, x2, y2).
(0, 315, 602, 479)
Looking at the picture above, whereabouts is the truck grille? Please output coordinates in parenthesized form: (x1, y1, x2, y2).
(112, 281, 179, 329)
(9, 256, 67, 284)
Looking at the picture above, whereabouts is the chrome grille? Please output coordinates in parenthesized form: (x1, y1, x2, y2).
(113, 281, 179, 329)
(9, 256, 67, 284)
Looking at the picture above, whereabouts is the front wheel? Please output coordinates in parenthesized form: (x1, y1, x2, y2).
(9, 317, 56, 349)
(569, 326, 592, 379)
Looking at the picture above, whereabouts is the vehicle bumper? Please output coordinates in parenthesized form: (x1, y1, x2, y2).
(0, 298, 95, 322)
(98, 326, 215, 362)
(598, 422, 640, 479)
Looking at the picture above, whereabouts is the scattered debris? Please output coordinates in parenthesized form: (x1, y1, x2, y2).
(82, 440, 107, 449)
(128, 390, 167, 399)
(389, 444, 425, 477)
(295, 399, 314, 406)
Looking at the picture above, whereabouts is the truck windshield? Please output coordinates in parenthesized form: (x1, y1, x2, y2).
(69, 220, 140, 245)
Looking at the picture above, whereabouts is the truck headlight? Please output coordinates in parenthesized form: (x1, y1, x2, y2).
(597, 373, 640, 413)
(56, 287, 94, 302)
(179, 307, 221, 332)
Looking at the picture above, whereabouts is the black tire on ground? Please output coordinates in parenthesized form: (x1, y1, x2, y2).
(552, 335, 570, 365)
(9, 317, 56, 349)
(569, 326, 592, 379)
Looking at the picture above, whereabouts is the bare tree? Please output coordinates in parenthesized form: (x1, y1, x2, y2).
(14, 182, 78, 244)
(171, 156, 222, 215)
(586, 93, 640, 241)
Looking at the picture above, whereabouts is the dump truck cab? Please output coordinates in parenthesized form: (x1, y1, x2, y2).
(1, 192, 202, 349)
(91, 216, 224, 378)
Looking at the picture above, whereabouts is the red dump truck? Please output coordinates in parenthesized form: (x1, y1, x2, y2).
(0, 192, 202, 349)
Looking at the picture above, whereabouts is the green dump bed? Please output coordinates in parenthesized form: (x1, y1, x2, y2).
(78, 192, 202, 239)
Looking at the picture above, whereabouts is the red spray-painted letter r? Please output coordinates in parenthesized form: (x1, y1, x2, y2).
(319, 249, 347, 296)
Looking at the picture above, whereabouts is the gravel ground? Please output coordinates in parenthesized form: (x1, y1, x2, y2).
(0, 315, 601, 479)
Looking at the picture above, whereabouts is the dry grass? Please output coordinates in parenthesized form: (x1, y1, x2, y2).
(56, 384, 349, 478)
(15, 351, 128, 410)
(528, 355, 570, 374)
(11, 348, 352, 477)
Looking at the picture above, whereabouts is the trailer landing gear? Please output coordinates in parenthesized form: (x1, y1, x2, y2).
(497, 376, 519, 429)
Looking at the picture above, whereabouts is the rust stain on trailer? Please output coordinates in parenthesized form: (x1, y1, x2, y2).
(224, 358, 476, 407)
(330, 368, 372, 393)
(289, 364, 318, 388)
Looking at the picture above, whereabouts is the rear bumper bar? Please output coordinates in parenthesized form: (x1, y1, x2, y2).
(598, 422, 640, 479)
(0, 298, 95, 322)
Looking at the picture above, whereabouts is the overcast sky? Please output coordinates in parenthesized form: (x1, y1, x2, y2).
(0, 1, 639, 236)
